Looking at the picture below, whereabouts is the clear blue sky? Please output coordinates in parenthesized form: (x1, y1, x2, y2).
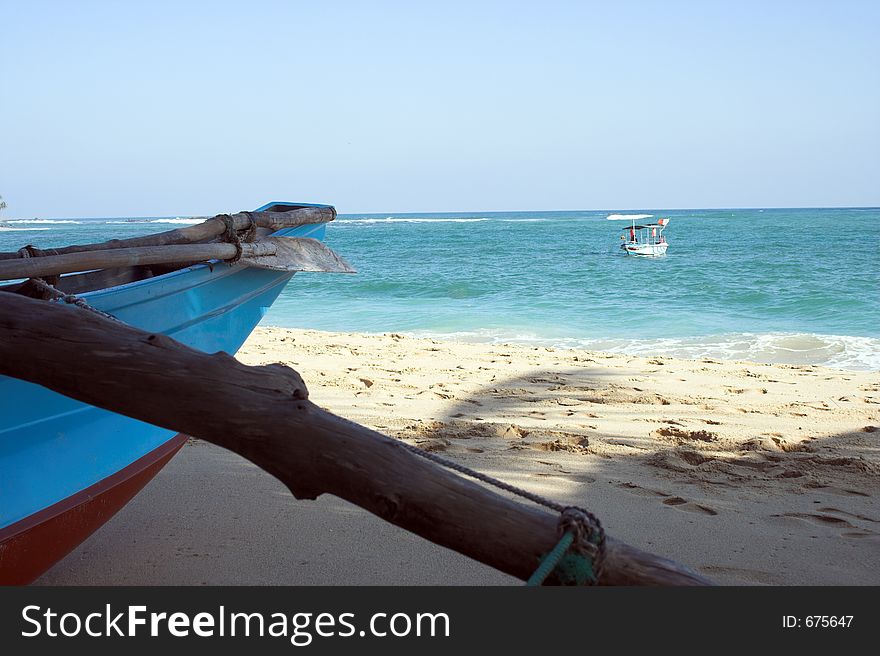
(1, 0, 877, 217)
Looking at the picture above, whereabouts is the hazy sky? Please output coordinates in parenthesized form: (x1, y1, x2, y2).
(1, 1, 877, 217)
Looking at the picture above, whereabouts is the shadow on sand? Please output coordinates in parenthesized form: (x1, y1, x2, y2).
(392, 365, 879, 585)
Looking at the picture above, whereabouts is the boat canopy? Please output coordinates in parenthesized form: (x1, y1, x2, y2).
(622, 223, 666, 230)
(620, 218, 670, 231)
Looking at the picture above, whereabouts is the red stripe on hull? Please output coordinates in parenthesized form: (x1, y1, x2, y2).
(0, 433, 188, 585)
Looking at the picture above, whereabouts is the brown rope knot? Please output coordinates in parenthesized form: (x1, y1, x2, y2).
(217, 213, 243, 263)
(18, 246, 60, 286)
(239, 212, 258, 243)
(17, 245, 59, 258)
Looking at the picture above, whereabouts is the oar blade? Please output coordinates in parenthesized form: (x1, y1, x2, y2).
(243, 237, 356, 273)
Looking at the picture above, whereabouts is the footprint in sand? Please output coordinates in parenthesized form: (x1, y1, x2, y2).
(615, 483, 719, 515)
(772, 512, 856, 529)
(661, 496, 719, 516)
(614, 481, 670, 498)
(803, 483, 870, 498)
(812, 516, 880, 542)
(815, 507, 879, 524)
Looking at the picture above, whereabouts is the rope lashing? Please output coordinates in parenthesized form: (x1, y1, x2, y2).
(28, 278, 123, 323)
(526, 507, 604, 586)
(238, 212, 258, 243)
(17, 244, 59, 259)
(216, 214, 244, 263)
(216, 212, 257, 263)
(18, 246, 60, 286)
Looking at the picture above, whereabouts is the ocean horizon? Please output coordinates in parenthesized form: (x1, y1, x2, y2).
(2, 207, 878, 371)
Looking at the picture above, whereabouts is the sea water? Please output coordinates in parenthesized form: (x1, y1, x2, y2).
(2, 208, 878, 370)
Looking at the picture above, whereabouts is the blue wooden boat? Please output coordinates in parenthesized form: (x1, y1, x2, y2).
(0, 201, 345, 583)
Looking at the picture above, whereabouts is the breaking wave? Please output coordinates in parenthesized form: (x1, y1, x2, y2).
(5, 219, 83, 224)
(407, 329, 880, 371)
(104, 217, 202, 225)
(144, 218, 202, 225)
(606, 213, 653, 221)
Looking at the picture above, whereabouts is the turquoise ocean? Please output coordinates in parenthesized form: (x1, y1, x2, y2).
(2, 208, 878, 371)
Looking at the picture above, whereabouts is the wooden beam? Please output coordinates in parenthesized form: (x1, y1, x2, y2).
(0, 207, 336, 261)
(0, 293, 713, 586)
(0, 242, 268, 280)
(0, 237, 355, 280)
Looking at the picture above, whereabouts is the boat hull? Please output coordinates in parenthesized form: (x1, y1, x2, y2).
(0, 208, 328, 583)
(0, 434, 187, 584)
(621, 242, 668, 257)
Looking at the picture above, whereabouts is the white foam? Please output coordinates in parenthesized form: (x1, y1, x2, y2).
(5, 219, 83, 224)
(148, 218, 202, 225)
(407, 329, 880, 371)
(606, 213, 653, 221)
(0, 226, 51, 231)
(579, 333, 880, 371)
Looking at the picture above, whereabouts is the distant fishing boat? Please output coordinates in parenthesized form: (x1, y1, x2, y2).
(620, 217, 670, 257)
(0, 201, 354, 584)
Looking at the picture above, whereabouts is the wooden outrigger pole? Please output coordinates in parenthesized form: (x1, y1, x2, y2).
(0, 293, 712, 586)
(0, 207, 336, 261)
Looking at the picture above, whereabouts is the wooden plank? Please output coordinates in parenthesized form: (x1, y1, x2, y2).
(0, 293, 713, 586)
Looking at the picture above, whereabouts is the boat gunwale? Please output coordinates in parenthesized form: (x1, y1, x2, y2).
(0, 201, 334, 299)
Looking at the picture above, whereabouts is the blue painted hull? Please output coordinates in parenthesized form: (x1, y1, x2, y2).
(0, 205, 329, 581)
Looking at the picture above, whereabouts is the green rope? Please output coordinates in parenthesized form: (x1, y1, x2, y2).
(526, 531, 576, 586)
(526, 526, 601, 586)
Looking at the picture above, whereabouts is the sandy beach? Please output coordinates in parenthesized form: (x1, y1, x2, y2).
(39, 327, 880, 586)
